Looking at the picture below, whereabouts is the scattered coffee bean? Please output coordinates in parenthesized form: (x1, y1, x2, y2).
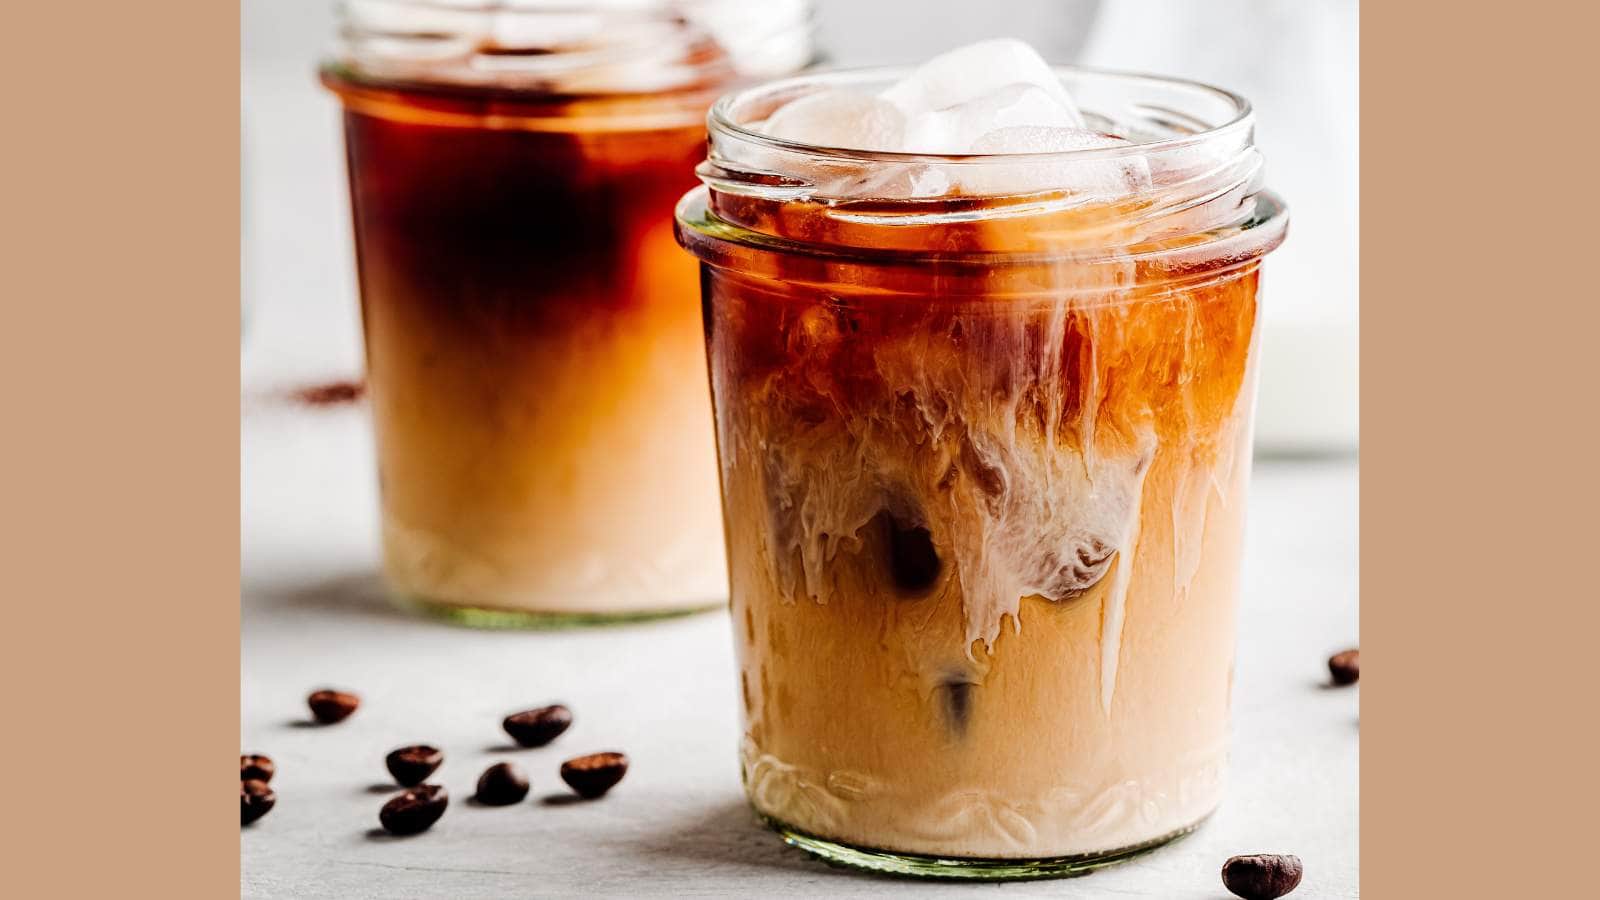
(241, 779, 276, 826)
(385, 745, 444, 787)
(503, 705, 573, 748)
(307, 689, 360, 724)
(1222, 853, 1303, 900)
(1328, 649, 1359, 686)
(379, 784, 448, 835)
(560, 752, 628, 799)
(475, 762, 530, 806)
(240, 754, 275, 783)
(292, 379, 365, 408)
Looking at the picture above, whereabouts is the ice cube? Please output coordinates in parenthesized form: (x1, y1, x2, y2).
(784, 161, 951, 202)
(959, 127, 1153, 197)
(880, 39, 1083, 126)
(901, 83, 1080, 154)
(906, 166, 955, 198)
(761, 88, 908, 152)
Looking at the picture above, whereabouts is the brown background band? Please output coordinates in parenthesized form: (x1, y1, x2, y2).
(2, 1, 1595, 896)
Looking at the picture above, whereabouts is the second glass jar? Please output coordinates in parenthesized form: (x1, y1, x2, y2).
(322, 2, 811, 624)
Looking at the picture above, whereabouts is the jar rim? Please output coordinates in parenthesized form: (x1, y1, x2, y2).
(708, 64, 1255, 165)
(681, 64, 1287, 270)
(327, 0, 814, 97)
(675, 184, 1288, 278)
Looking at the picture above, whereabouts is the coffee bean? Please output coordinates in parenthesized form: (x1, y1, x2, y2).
(379, 784, 448, 836)
(307, 689, 360, 724)
(241, 779, 276, 826)
(385, 745, 443, 787)
(475, 762, 530, 806)
(559, 752, 628, 799)
(1328, 649, 1359, 686)
(1222, 853, 1303, 900)
(503, 705, 573, 748)
(240, 754, 275, 783)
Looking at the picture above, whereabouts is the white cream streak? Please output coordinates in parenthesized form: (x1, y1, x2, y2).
(1100, 448, 1153, 713)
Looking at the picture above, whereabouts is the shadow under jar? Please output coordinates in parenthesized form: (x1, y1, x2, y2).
(321, 1, 810, 626)
(675, 68, 1288, 877)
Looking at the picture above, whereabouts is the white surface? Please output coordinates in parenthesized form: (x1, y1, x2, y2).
(242, 397, 1358, 898)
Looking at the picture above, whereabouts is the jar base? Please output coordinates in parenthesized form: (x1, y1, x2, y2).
(395, 594, 723, 630)
(759, 812, 1208, 881)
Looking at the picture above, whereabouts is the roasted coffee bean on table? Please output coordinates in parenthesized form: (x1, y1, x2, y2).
(1222, 853, 1304, 900)
(240, 754, 275, 783)
(379, 785, 449, 835)
(306, 688, 361, 724)
(1327, 649, 1360, 686)
(560, 752, 628, 799)
(475, 762, 531, 806)
(241, 779, 276, 826)
(503, 705, 573, 748)
(385, 745, 444, 787)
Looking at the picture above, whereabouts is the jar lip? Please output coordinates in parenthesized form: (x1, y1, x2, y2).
(328, 0, 814, 97)
(675, 183, 1289, 275)
(687, 63, 1284, 263)
(708, 64, 1255, 164)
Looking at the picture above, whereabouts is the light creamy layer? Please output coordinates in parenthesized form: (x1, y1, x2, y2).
(729, 431, 1253, 857)
(711, 264, 1261, 857)
(369, 221, 726, 616)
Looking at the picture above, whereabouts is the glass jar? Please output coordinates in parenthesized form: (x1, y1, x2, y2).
(320, 1, 810, 625)
(676, 67, 1287, 876)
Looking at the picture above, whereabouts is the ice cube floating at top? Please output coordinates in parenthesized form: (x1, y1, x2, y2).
(748, 39, 1146, 197)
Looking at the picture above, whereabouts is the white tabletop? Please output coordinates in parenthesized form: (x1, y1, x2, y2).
(242, 399, 1358, 900)
(241, 59, 1358, 899)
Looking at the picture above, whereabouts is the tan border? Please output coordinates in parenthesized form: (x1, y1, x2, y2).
(7, 1, 239, 896)
(1363, 3, 1593, 897)
(14, 1, 1591, 897)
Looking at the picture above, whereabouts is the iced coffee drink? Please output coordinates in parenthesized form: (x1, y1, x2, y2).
(321, 2, 809, 623)
(676, 41, 1288, 876)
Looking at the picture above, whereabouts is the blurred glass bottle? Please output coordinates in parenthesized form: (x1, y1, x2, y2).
(812, 0, 1103, 64)
(1081, 0, 1359, 454)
